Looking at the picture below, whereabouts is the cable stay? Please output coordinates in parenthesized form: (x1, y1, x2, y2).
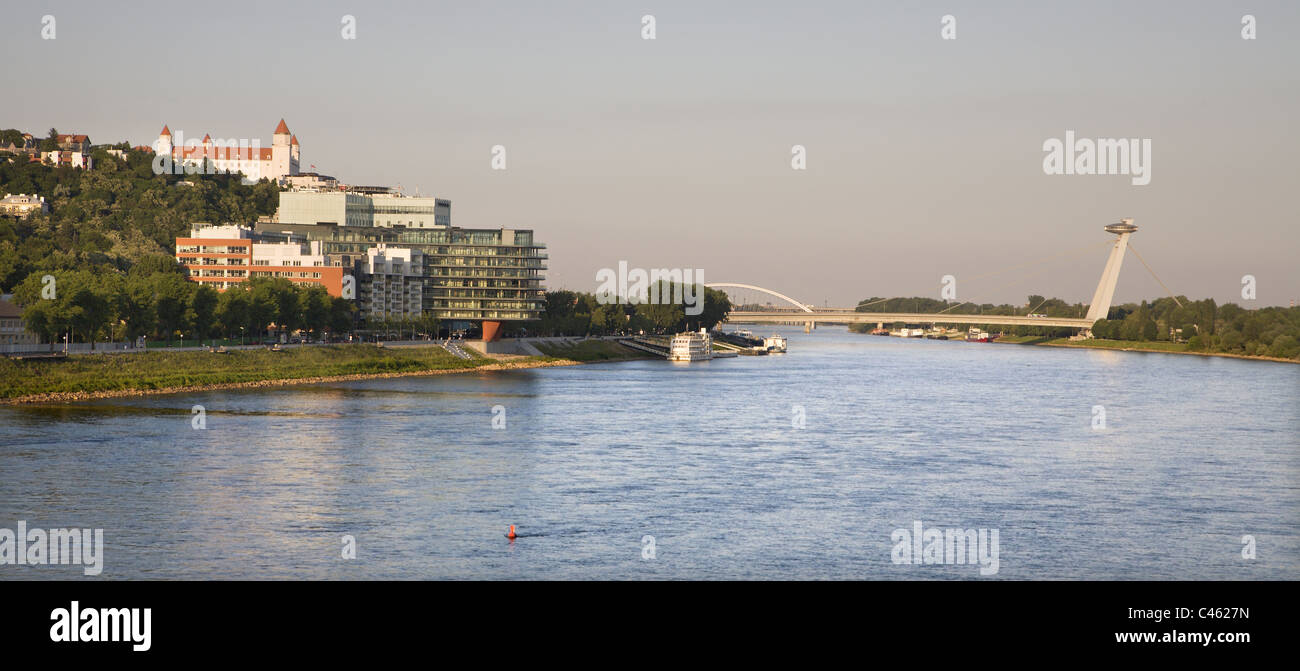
(1126, 243, 1183, 308)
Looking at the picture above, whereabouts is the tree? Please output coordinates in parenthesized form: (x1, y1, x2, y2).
(13, 270, 70, 351)
(122, 274, 158, 340)
(1140, 318, 1158, 342)
(40, 128, 59, 152)
(0, 129, 25, 147)
(247, 279, 280, 339)
(590, 303, 623, 335)
(217, 287, 251, 340)
(300, 286, 330, 337)
(694, 285, 732, 330)
(65, 271, 113, 349)
(272, 280, 303, 335)
(192, 284, 220, 340)
(327, 295, 355, 336)
(1270, 334, 1300, 359)
(1219, 330, 1244, 352)
(132, 254, 185, 276)
(418, 312, 439, 339)
(152, 272, 196, 344)
(1120, 316, 1142, 341)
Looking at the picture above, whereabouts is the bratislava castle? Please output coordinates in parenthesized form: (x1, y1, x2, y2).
(153, 118, 300, 181)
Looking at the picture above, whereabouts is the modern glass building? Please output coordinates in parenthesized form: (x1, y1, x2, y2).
(277, 190, 452, 229)
(254, 222, 546, 338)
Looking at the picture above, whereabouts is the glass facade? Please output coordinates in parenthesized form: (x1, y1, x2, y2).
(255, 223, 547, 321)
(278, 191, 452, 229)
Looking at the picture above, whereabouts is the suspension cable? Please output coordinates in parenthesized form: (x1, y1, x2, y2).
(1126, 243, 1183, 308)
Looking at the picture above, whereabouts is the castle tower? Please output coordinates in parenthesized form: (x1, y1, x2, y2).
(155, 125, 172, 155)
(272, 118, 290, 147)
(1085, 219, 1138, 322)
(270, 119, 293, 178)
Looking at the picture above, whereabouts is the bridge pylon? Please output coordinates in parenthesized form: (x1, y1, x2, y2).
(1085, 218, 1137, 322)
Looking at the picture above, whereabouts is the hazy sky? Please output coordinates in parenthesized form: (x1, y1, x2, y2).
(5, 0, 1297, 307)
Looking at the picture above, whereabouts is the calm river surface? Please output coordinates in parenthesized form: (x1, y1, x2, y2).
(2, 327, 1297, 579)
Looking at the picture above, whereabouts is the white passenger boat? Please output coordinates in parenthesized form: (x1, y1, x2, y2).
(668, 329, 713, 361)
(764, 334, 787, 353)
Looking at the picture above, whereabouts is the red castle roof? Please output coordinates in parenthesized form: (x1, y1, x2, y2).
(173, 146, 274, 161)
(274, 119, 290, 135)
(160, 125, 171, 137)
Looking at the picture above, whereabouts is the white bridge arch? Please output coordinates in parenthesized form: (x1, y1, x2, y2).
(705, 283, 814, 313)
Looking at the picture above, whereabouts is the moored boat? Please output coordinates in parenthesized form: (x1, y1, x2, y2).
(668, 329, 713, 361)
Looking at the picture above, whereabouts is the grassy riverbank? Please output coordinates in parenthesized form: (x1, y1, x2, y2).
(0, 340, 662, 404)
(0, 344, 495, 401)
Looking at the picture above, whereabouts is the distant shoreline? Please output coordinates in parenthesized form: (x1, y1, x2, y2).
(995, 337, 1299, 364)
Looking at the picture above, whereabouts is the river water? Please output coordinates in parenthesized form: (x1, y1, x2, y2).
(2, 327, 1297, 580)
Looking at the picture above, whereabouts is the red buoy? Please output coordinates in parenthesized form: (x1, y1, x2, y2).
(506, 525, 517, 540)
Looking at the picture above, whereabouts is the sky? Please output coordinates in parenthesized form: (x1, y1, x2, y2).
(4, 0, 1298, 308)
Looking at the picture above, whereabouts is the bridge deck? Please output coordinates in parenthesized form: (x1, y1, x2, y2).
(727, 311, 1093, 329)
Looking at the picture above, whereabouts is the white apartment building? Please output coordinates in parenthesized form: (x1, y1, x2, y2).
(359, 245, 424, 320)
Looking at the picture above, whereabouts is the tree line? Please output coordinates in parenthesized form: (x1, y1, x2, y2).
(529, 284, 732, 337)
(1091, 297, 1299, 359)
(849, 293, 1299, 360)
(11, 255, 355, 350)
